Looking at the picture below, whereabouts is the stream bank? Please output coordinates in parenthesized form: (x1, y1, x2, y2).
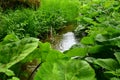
(49, 24, 79, 52)
(23, 25, 79, 80)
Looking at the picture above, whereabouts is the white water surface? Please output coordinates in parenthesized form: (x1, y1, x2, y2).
(57, 32, 77, 52)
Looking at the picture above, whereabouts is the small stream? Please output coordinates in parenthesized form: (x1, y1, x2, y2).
(52, 25, 78, 52)
(55, 32, 78, 52)
(25, 25, 78, 80)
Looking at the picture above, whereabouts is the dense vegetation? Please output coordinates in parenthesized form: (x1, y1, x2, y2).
(0, 0, 120, 80)
(0, 0, 79, 41)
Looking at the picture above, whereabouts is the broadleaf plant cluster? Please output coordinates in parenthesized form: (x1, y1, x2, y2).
(1, 0, 120, 80)
(74, 0, 120, 80)
(0, 34, 96, 80)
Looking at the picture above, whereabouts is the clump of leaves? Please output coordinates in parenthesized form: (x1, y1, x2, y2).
(0, 34, 97, 80)
(71, 0, 120, 80)
(0, 34, 39, 80)
(34, 59, 96, 80)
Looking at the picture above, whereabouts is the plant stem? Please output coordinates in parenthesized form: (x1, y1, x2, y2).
(27, 62, 43, 80)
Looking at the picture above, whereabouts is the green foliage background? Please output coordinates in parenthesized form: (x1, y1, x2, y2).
(0, 0, 80, 41)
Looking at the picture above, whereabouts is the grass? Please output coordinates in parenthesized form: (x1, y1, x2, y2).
(0, 0, 80, 41)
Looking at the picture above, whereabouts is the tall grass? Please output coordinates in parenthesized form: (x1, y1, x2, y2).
(40, 0, 80, 23)
(0, 0, 80, 40)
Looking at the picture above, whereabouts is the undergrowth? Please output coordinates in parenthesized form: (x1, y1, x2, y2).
(0, 0, 80, 41)
(1, 0, 120, 80)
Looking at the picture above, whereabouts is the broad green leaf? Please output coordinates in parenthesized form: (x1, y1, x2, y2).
(21, 48, 41, 63)
(23, 42, 53, 63)
(88, 45, 103, 54)
(94, 59, 119, 71)
(34, 59, 96, 80)
(8, 77, 20, 80)
(0, 68, 14, 76)
(81, 36, 95, 45)
(95, 34, 107, 42)
(38, 42, 51, 62)
(105, 69, 120, 77)
(65, 48, 87, 58)
(3, 34, 19, 43)
(108, 36, 120, 47)
(85, 57, 96, 63)
(0, 37, 39, 68)
(114, 52, 120, 64)
(6, 38, 39, 68)
(38, 42, 51, 53)
(46, 49, 66, 61)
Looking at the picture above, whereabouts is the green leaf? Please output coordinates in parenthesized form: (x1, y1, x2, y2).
(6, 38, 39, 68)
(46, 49, 66, 61)
(110, 77, 120, 80)
(3, 34, 19, 43)
(0, 68, 15, 76)
(95, 34, 107, 42)
(65, 48, 88, 58)
(88, 45, 103, 54)
(105, 69, 120, 77)
(34, 59, 96, 80)
(8, 77, 20, 80)
(38, 42, 51, 53)
(83, 17, 98, 25)
(94, 59, 119, 71)
(114, 52, 120, 64)
(81, 36, 95, 45)
(0, 37, 39, 68)
(38, 42, 51, 62)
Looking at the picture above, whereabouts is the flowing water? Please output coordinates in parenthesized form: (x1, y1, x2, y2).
(25, 25, 78, 80)
(55, 32, 78, 52)
(52, 25, 78, 52)
(28, 25, 78, 80)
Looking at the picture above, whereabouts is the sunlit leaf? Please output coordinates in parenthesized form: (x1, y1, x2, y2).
(38, 42, 51, 62)
(46, 49, 66, 61)
(3, 34, 19, 43)
(34, 59, 96, 80)
(8, 77, 20, 80)
(0, 68, 14, 76)
(0, 37, 39, 68)
(81, 36, 95, 45)
(65, 48, 88, 58)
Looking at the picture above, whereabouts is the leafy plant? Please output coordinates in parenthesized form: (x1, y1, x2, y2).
(0, 34, 39, 80)
(1, 0, 120, 80)
(0, 34, 97, 80)
(34, 59, 96, 80)
(94, 52, 120, 79)
(34, 46, 96, 80)
(71, 0, 120, 80)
